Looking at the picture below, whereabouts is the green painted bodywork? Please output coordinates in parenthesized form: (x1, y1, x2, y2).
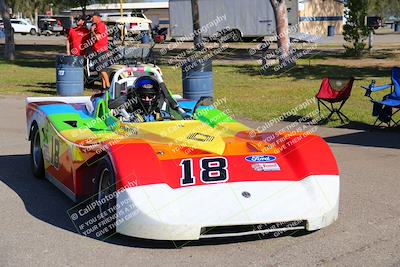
(45, 93, 238, 137)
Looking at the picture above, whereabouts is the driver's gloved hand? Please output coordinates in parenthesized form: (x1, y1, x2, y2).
(182, 113, 193, 120)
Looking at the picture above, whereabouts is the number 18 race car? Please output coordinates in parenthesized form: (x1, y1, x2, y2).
(26, 67, 339, 240)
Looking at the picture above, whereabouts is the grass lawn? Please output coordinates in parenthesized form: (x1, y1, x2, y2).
(0, 46, 398, 127)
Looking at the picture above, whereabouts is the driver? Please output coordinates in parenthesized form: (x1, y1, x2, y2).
(129, 76, 172, 122)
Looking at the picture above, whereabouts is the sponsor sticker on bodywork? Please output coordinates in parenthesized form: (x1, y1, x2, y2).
(245, 155, 276, 163)
(251, 163, 281, 172)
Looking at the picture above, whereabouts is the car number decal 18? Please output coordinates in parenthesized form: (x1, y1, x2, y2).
(50, 136, 60, 169)
(180, 157, 229, 186)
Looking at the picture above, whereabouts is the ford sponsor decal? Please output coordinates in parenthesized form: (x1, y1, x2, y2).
(245, 155, 276, 163)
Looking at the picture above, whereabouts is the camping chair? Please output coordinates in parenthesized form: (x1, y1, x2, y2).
(316, 77, 355, 123)
(362, 67, 400, 127)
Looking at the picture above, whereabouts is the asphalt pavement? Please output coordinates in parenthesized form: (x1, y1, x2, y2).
(0, 95, 399, 266)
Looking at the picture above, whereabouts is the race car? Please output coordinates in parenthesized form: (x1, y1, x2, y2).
(26, 67, 339, 240)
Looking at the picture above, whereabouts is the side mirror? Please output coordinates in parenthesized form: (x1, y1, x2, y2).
(193, 96, 213, 114)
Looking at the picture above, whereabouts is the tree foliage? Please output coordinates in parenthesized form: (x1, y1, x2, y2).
(368, 0, 400, 18)
(343, 0, 370, 57)
(1, 0, 110, 60)
(4, 0, 112, 20)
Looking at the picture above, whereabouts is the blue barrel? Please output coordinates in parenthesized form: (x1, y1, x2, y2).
(182, 59, 213, 101)
(141, 32, 150, 44)
(327, 26, 335, 37)
(395, 22, 400, 32)
(56, 55, 84, 96)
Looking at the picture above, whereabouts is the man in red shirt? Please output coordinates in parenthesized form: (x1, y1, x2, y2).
(66, 16, 90, 56)
(90, 12, 110, 91)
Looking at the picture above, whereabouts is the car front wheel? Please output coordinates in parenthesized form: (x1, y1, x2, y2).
(30, 28, 37, 35)
(94, 157, 117, 235)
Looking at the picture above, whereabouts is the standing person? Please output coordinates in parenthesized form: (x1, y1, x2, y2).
(66, 15, 90, 56)
(90, 12, 110, 91)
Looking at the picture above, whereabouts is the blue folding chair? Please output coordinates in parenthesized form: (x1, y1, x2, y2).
(362, 67, 400, 127)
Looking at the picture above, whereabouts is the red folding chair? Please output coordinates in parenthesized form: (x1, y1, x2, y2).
(316, 77, 355, 123)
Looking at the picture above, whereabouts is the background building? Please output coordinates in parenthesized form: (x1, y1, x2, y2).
(68, 0, 345, 38)
(295, 0, 345, 35)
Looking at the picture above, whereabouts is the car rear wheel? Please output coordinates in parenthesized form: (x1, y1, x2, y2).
(231, 29, 242, 42)
(94, 157, 117, 235)
(30, 124, 45, 178)
(30, 28, 36, 35)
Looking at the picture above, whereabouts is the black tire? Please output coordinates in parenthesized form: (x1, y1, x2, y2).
(30, 123, 45, 178)
(94, 157, 117, 235)
(30, 28, 36, 35)
(84, 75, 96, 88)
(231, 29, 242, 42)
(108, 72, 118, 85)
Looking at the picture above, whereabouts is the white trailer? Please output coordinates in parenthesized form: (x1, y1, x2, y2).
(169, 0, 276, 40)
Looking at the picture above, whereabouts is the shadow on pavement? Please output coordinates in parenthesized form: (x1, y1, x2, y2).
(109, 228, 310, 249)
(0, 154, 311, 249)
(325, 129, 400, 149)
(234, 64, 392, 80)
(0, 154, 75, 232)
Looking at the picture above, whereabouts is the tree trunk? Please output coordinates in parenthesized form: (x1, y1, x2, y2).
(34, 7, 38, 28)
(270, 0, 291, 65)
(0, 0, 16, 61)
(80, 0, 87, 16)
(191, 0, 204, 50)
